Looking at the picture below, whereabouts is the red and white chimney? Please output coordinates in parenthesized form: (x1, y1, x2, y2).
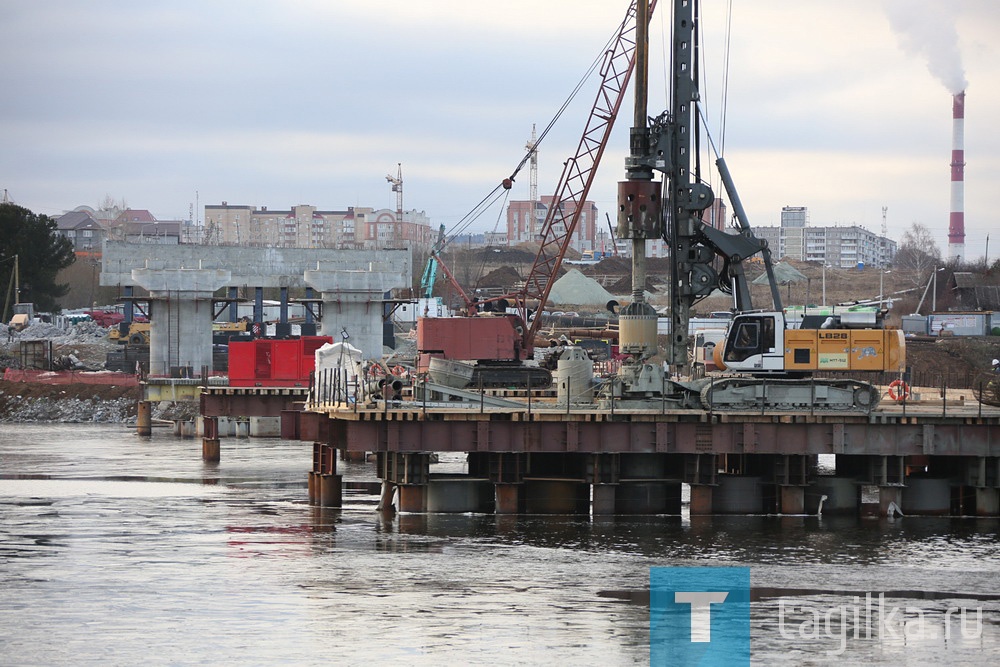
(948, 91, 966, 262)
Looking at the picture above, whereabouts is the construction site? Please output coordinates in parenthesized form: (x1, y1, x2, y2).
(4, 0, 1000, 523)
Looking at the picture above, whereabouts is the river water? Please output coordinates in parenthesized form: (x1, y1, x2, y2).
(1, 424, 997, 665)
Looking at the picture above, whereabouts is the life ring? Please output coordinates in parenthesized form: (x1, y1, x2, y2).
(888, 379, 910, 402)
(391, 365, 407, 377)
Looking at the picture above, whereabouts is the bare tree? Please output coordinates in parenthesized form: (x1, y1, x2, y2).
(95, 194, 129, 240)
(894, 222, 941, 285)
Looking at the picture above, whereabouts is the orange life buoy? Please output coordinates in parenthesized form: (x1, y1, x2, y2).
(888, 379, 910, 401)
(391, 365, 407, 377)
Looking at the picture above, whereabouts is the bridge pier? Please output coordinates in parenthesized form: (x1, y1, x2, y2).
(426, 477, 493, 513)
(779, 486, 805, 514)
(713, 476, 763, 514)
(592, 484, 617, 515)
(137, 400, 152, 437)
(310, 442, 342, 507)
(202, 416, 221, 462)
(976, 488, 999, 516)
(495, 483, 522, 514)
(689, 485, 714, 515)
(901, 477, 951, 515)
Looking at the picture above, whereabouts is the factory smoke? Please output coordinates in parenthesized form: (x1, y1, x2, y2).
(882, 0, 967, 94)
(884, 0, 968, 261)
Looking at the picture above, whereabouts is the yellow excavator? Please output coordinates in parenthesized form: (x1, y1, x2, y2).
(110, 320, 249, 345)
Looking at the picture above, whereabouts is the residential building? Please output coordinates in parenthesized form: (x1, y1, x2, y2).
(506, 196, 598, 253)
(753, 206, 897, 268)
(203, 203, 434, 249)
(55, 210, 106, 251)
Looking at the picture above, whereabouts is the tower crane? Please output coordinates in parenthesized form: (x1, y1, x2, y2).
(525, 124, 539, 240)
(385, 163, 403, 247)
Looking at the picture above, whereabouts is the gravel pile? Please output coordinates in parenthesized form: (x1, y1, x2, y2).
(0, 386, 137, 423)
(16, 320, 113, 345)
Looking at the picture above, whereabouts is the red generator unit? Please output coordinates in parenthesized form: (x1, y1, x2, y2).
(228, 336, 332, 387)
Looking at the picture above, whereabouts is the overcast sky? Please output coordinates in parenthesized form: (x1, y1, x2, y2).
(2, 1, 997, 259)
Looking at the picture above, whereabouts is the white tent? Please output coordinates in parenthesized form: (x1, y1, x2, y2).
(313, 341, 363, 405)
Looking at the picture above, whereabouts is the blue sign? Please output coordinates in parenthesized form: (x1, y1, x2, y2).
(650, 567, 750, 666)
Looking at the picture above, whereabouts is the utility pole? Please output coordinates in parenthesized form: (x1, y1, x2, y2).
(881, 205, 888, 268)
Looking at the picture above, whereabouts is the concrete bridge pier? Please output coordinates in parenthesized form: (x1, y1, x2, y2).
(131, 266, 231, 376)
(304, 262, 409, 360)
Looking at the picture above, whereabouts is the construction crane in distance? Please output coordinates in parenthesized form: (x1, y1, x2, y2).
(385, 163, 403, 247)
(525, 124, 539, 240)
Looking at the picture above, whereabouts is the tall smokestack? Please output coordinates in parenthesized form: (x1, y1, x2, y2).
(948, 91, 966, 262)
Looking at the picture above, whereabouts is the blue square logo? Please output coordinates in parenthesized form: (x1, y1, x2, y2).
(650, 567, 750, 666)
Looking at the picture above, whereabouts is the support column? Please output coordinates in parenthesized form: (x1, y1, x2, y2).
(228, 286, 239, 322)
(779, 486, 805, 515)
(304, 262, 408, 359)
(131, 266, 230, 376)
(317, 474, 342, 507)
(397, 485, 426, 513)
(592, 485, 617, 515)
(689, 485, 713, 515)
(495, 483, 521, 514)
(254, 287, 264, 329)
(136, 400, 152, 437)
(202, 416, 220, 462)
(976, 488, 999, 516)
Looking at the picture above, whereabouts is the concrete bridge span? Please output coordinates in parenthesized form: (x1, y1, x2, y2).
(100, 241, 411, 371)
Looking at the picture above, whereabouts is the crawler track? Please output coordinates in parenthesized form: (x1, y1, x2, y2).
(700, 377, 879, 412)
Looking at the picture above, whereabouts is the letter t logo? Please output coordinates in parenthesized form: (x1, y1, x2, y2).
(675, 591, 729, 642)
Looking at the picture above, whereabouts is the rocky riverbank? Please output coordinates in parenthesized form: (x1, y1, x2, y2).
(0, 381, 141, 423)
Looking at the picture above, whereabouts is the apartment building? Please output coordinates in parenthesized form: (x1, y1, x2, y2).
(754, 206, 897, 268)
(203, 203, 434, 249)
